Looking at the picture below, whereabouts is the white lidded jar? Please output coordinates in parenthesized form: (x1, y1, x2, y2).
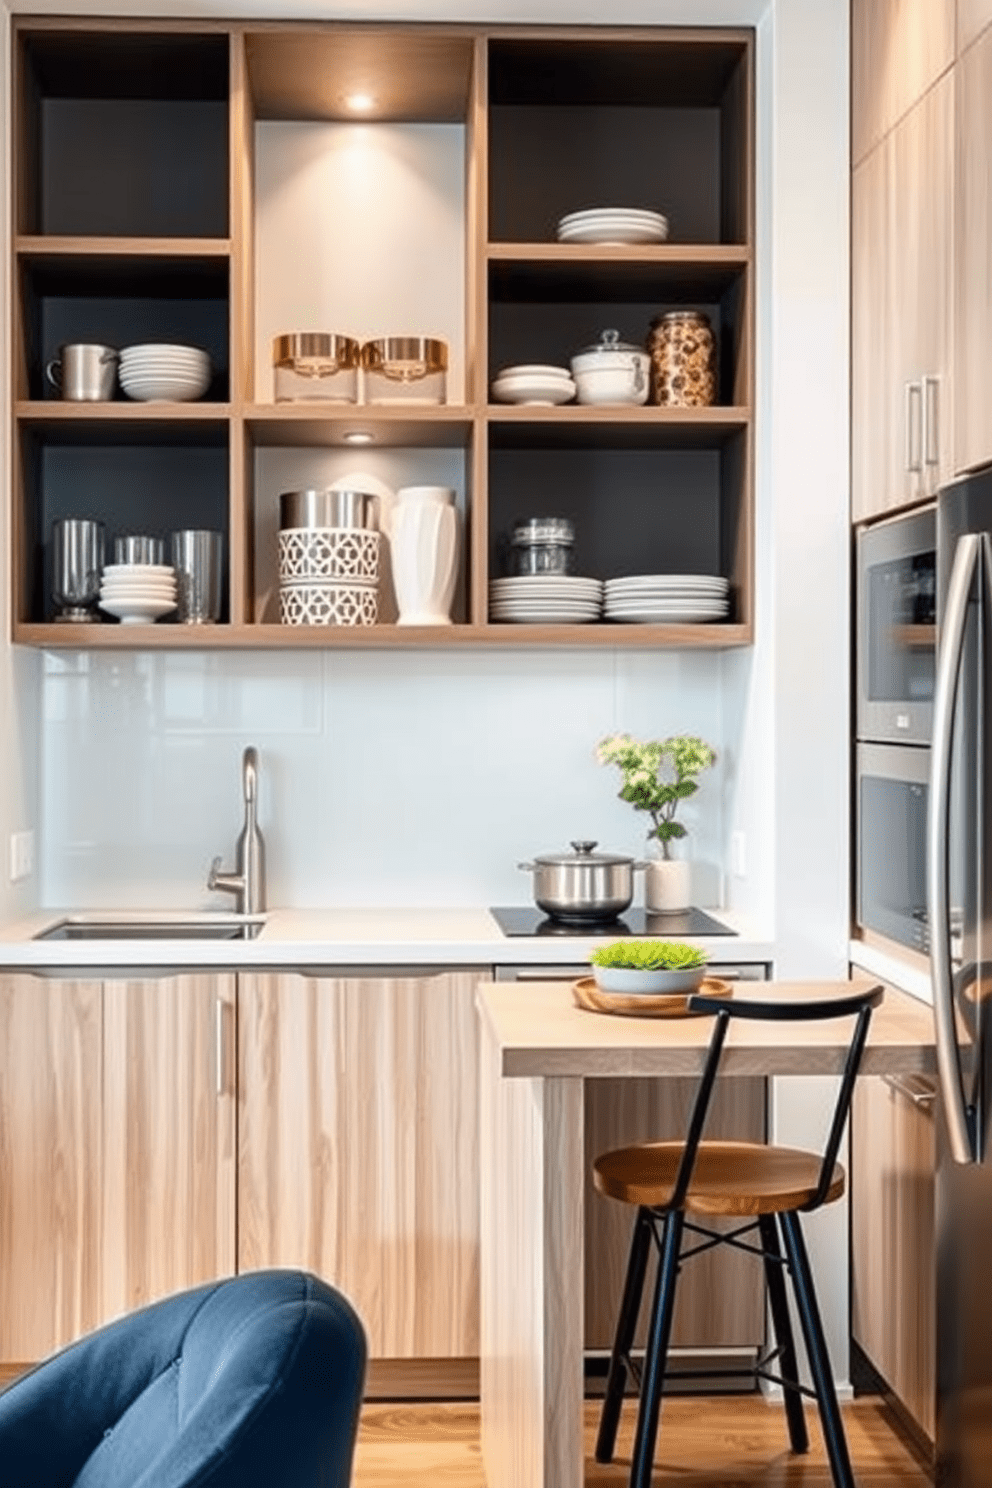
(570, 328, 650, 407)
(382, 485, 460, 625)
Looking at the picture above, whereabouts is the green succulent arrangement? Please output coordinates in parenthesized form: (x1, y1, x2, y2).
(597, 733, 716, 859)
(588, 939, 708, 971)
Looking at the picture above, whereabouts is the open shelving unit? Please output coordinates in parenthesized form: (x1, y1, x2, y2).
(9, 19, 754, 649)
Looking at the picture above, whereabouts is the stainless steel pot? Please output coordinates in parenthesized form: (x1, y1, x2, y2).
(517, 840, 647, 923)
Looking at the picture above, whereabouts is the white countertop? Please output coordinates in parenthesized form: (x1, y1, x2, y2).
(0, 905, 774, 973)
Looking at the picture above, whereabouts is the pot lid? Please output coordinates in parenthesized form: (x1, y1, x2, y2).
(575, 328, 642, 358)
(531, 839, 634, 866)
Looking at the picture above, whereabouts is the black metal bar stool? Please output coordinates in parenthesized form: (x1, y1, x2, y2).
(592, 983, 885, 1488)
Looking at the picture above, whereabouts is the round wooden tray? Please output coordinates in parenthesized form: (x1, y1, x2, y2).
(572, 975, 734, 1018)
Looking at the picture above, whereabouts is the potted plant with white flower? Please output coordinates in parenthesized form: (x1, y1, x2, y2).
(597, 733, 716, 912)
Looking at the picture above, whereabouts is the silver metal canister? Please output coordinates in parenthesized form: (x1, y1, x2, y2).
(279, 489, 377, 530)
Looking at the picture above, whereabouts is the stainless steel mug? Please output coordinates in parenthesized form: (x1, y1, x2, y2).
(46, 344, 117, 402)
(52, 518, 105, 622)
(171, 529, 223, 624)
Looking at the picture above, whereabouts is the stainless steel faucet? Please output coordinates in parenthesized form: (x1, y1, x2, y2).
(208, 746, 266, 915)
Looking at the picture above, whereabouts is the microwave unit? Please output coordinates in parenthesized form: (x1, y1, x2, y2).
(856, 505, 936, 745)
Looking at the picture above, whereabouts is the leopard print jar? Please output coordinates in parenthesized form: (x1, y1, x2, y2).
(648, 310, 717, 407)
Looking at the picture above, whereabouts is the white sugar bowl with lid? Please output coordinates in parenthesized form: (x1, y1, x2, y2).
(570, 328, 650, 407)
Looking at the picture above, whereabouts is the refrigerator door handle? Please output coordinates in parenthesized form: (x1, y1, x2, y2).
(929, 531, 980, 1163)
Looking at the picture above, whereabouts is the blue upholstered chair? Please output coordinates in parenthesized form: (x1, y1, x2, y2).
(0, 1269, 367, 1488)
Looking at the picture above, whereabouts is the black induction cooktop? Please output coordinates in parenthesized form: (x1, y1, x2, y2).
(490, 906, 736, 938)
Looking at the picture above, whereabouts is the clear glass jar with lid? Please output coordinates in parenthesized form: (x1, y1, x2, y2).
(510, 516, 575, 575)
(272, 333, 361, 403)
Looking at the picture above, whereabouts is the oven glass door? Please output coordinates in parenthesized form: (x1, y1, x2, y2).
(856, 742, 930, 952)
(857, 509, 936, 744)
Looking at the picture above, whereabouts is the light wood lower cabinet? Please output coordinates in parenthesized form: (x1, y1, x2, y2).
(237, 969, 484, 1359)
(584, 1076, 767, 1350)
(101, 974, 237, 1323)
(851, 1070, 937, 1443)
(0, 974, 103, 1362)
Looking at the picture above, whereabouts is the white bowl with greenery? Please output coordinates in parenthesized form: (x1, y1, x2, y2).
(588, 939, 709, 995)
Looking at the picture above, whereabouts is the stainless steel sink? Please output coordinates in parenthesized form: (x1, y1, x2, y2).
(34, 914, 266, 942)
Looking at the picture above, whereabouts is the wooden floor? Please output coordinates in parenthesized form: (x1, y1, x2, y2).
(353, 1396, 932, 1487)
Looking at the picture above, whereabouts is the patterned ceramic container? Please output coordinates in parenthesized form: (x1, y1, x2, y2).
(278, 527, 380, 582)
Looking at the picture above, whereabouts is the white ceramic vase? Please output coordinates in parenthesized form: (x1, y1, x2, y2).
(384, 485, 459, 626)
(644, 857, 691, 913)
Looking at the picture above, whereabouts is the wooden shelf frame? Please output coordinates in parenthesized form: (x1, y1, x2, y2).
(9, 18, 755, 650)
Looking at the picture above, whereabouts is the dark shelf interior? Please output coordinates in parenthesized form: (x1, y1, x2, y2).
(18, 31, 229, 237)
(19, 255, 229, 402)
(22, 429, 229, 623)
(487, 34, 750, 246)
(488, 286, 746, 407)
(487, 440, 744, 608)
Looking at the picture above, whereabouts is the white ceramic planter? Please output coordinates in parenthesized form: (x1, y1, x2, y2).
(644, 858, 691, 913)
(383, 485, 460, 626)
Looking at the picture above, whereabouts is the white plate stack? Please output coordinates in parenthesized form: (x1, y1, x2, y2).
(490, 364, 576, 406)
(98, 562, 177, 625)
(556, 207, 669, 245)
(489, 575, 603, 624)
(119, 343, 212, 403)
(603, 574, 730, 624)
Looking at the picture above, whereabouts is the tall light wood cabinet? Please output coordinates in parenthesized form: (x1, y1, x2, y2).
(237, 969, 484, 1360)
(100, 974, 237, 1323)
(953, 22, 992, 475)
(851, 68, 954, 522)
(851, 1068, 937, 1444)
(851, 0, 954, 167)
(0, 975, 103, 1363)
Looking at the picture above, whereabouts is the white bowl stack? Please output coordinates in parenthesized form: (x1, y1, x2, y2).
(603, 574, 730, 624)
(490, 364, 576, 406)
(119, 343, 212, 403)
(98, 562, 177, 625)
(489, 575, 603, 624)
(278, 528, 380, 627)
(555, 206, 669, 245)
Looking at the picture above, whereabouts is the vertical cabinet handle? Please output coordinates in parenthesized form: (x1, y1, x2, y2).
(905, 380, 923, 474)
(923, 374, 940, 470)
(215, 995, 230, 1097)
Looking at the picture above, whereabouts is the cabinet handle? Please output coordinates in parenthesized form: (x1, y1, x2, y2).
(905, 381, 923, 474)
(215, 995, 230, 1097)
(923, 374, 940, 469)
(882, 1072, 936, 1110)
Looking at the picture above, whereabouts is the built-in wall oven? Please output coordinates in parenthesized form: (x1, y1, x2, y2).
(854, 507, 935, 954)
(856, 505, 936, 746)
(855, 741, 930, 953)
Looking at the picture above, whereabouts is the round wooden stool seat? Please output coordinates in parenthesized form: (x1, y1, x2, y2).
(593, 1139, 845, 1216)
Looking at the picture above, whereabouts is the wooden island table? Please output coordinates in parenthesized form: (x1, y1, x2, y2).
(476, 977, 937, 1488)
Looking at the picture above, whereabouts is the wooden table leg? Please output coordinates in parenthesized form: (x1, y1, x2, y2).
(480, 1021, 585, 1488)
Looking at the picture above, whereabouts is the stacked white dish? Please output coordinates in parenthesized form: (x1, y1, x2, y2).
(604, 574, 729, 624)
(490, 575, 603, 624)
(119, 343, 212, 403)
(491, 364, 576, 406)
(99, 562, 177, 625)
(556, 207, 669, 245)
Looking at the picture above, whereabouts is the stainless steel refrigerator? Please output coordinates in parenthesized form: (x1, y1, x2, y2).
(930, 468, 992, 1485)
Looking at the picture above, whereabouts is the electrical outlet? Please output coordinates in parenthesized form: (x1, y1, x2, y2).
(730, 830, 746, 879)
(9, 830, 34, 883)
